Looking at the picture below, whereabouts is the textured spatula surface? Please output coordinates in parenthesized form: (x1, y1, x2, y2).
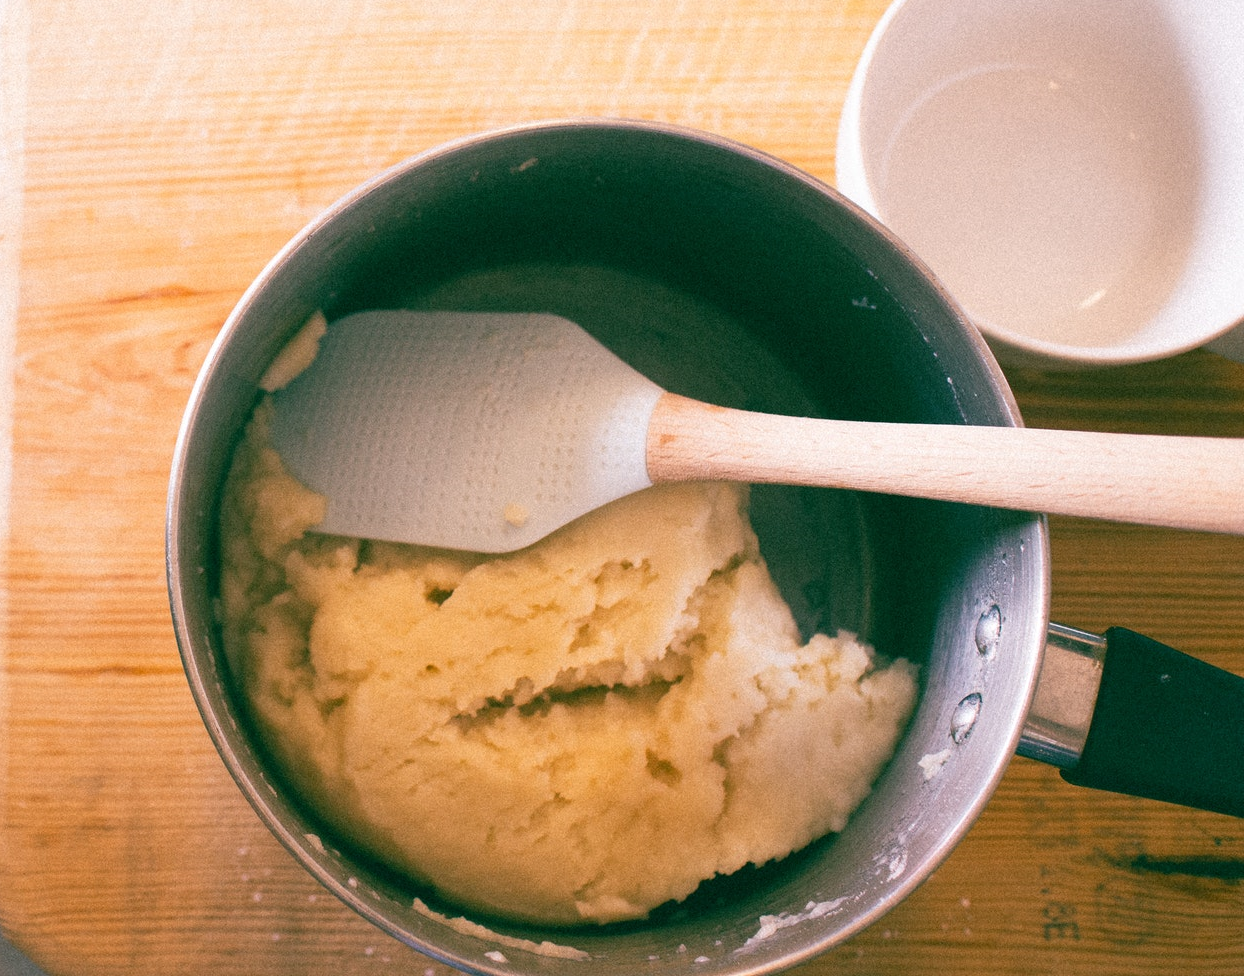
(269, 311, 664, 552)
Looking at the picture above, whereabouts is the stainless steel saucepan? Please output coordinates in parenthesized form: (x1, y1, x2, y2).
(167, 119, 1244, 976)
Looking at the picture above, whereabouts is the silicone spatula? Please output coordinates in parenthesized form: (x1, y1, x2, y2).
(268, 311, 1244, 552)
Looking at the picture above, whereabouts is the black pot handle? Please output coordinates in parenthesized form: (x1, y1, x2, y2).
(1061, 627, 1244, 816)
(1024, 626, 1244, 817)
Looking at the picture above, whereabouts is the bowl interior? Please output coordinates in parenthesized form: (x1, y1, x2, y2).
(838, 0, 1244, 366)
(169, 121, 1049, 976)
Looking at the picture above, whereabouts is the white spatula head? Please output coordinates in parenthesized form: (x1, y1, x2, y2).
(269, 311, 664, 552)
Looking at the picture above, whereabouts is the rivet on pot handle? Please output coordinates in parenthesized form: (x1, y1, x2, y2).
(1019, 624, 1244, 817)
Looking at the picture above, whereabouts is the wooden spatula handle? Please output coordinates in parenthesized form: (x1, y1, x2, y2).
(646, 393, 1244, 534)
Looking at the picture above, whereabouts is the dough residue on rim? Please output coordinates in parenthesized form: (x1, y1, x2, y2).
(412, 897, 591, 961)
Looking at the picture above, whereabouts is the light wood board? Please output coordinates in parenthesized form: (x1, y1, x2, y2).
(3, 2, 1243, 974)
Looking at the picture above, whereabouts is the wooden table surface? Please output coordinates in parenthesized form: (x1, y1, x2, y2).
(3, 1, 1243, 974)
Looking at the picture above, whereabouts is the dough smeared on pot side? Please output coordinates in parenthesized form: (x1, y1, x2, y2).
(219, 399, 918, 926)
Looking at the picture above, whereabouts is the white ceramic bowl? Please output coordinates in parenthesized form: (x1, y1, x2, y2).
(836, 0, 1244, 368)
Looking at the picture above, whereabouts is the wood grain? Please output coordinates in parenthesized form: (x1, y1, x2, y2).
(3, 2, 1243, 975)
(646, 391, 1244, 534)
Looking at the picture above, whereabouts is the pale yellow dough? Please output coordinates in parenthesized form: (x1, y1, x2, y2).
(219, 399, 918, 926)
